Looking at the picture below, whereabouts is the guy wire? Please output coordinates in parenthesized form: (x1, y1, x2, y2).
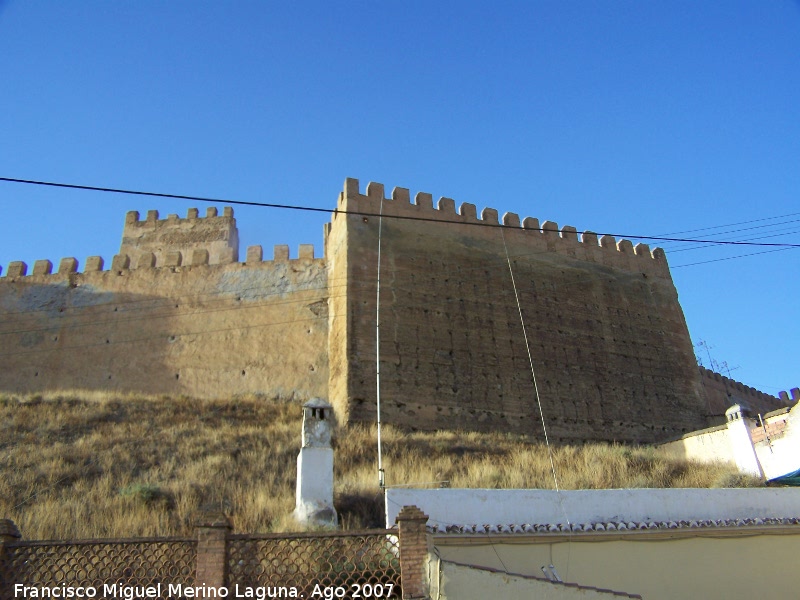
(376, 195, 385, 489)
(499, 227, 560, 491)
(499, 226, 573, 577)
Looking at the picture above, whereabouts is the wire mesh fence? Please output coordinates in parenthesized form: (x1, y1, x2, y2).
(0, 538, 196, 598)
(228, 531, 401, 595)
(0, 530, 401, 599)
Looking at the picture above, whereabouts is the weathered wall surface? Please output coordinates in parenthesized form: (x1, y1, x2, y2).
(0, 181, 791, 443)
(330, 179, 709, 443)
(434, 533, 800, 600)
(120, 207, 239, 266)
(325, 207, 352, 425)
(0, 209, 328, 401)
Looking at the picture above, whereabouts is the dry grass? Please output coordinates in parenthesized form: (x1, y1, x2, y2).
(0, 391, 761, 540)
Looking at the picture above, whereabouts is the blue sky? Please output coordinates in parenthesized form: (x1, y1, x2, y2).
(1, 1, 798, 395)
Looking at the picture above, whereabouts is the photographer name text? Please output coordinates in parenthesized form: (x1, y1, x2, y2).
(14, 583, 396, 599)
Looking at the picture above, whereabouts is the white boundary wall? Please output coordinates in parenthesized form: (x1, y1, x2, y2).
(385, 487, 800, 529)
(658, 402, 800, 481)
(658, 425, 733, 464)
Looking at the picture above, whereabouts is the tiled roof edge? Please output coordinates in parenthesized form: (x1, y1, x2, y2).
(429, 516, 800, 534)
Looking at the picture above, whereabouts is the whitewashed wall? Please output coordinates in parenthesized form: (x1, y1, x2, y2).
(385, 487, 800, 529)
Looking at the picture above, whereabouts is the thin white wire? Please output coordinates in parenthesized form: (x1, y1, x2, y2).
(499, 226, 573, 579)
(499, 227, 561, 492)
(376, 197, 385, 488)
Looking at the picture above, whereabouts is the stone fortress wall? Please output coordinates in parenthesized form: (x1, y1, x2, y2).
(327, 180, 773, 443)
(0, 179, 792, 443)
(0, 208, 329, 401)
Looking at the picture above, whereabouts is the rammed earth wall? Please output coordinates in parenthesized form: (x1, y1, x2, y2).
(0, 179, 791, 442)
(326, 180, 713, 443)
(0, 210, 328, 400)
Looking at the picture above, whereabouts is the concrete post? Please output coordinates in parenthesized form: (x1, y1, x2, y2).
(195, 513, 231, 588)
(396, 505, 430, 600)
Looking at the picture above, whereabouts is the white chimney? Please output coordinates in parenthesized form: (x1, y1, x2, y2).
(294, 398, 338, 527)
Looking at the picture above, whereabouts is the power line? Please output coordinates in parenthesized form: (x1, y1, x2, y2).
(672, 246, 796, 268)
(656, 211, 800, 237)
(658, 217, 800, 254)
(667, 226, 800, 254)
(2, 176, 799, 249)
(665, 218, 800, 243)
(0, 216, 790, 344)
(0, 177, 333, 214)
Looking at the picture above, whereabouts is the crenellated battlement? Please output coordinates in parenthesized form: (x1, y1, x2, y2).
(698, 366, 794, 414)
(337, 178, 671, 278)
(0, 244, 322, 281)
(124, 205, 235, 225)
(326, 177, 710, 442)
(120, 206, 240, 267)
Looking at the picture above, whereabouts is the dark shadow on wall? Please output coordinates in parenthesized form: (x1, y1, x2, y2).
(0, 279, 188, 396)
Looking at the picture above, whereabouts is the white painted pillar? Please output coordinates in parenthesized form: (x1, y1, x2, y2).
(294, 398, 338, 527)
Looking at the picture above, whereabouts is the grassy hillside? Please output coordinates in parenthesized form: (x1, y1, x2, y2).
(0, 391, 760, 540)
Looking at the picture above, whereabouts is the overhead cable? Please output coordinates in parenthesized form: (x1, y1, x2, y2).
(2, 176, 799, 249)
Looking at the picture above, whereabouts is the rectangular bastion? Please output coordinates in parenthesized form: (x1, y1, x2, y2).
(326, 178, 710, 443)
(120, 207, 240, 267)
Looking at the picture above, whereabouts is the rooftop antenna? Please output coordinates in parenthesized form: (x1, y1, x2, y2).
(697, 340, 741, 405)
(376, 194, 385, 489)
(719, 361, 740, 379)
(696, 339, 715, 370)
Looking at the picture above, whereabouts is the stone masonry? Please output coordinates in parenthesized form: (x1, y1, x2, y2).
(0, 178, 792, 443)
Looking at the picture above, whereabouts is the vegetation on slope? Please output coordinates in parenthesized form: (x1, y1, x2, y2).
(0, 391, 761, 540)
